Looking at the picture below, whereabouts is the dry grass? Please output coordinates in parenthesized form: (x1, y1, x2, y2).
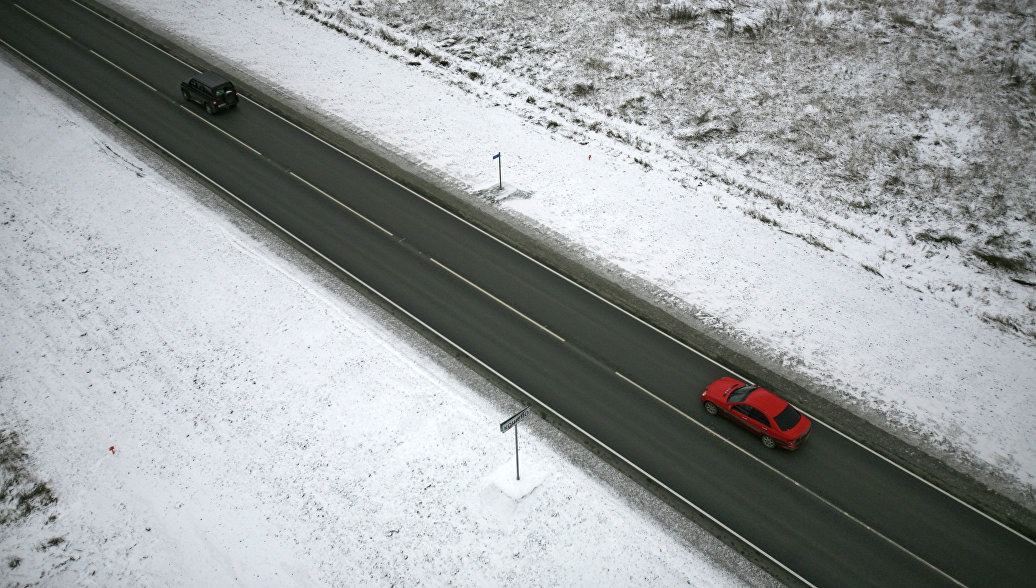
(981, 312, 1036, 341)
(745, 208, 779, 226)
(666, 3, 703, 23)
(571, 82, 595, 97)
(862, 263, 884, 277)
(916, 231, 963, 246)
(1, 430, 57, 525)
(329, 0, 1033, 269)
(300, 0, 1036, 332)
(797, 233, 833, 252)
(972, 249, 1030, 272)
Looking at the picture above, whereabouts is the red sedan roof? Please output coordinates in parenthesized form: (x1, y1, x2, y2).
(747, 387, 789, 418)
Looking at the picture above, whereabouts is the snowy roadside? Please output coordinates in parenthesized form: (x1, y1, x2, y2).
(94, 0, 1036, 506)
(0, 55, 771, 586)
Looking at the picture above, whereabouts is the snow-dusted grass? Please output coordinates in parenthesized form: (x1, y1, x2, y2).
(0, 56, 767, 586)
(313, 0, 1036, 338)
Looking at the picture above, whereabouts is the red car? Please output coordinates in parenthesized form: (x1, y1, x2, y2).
(701, 377, 811, 450)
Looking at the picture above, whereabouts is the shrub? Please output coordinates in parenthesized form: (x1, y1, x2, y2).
(916, 231, 962, 246)
(1, 430, 57, 525)
(981, 313, 1036, 340)
(972, 249, 1029, 272)
(862, 264, 883, 277)
(17, 483, 56, 518)
(746, 209, 779, 226)
(890, 12, 917, 28)
(379, 28, 404, 46)
(798, 233, 832, 251)
(38, 536, 66, 551)
(572, 82, 595, 97)
(667, 4, 702, 23)
(408, 45, 432, 59)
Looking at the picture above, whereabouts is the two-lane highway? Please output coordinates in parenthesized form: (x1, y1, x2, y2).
(3, 1, 1034, 585)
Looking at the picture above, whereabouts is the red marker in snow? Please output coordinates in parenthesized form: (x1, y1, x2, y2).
(109, 446, 115, 454)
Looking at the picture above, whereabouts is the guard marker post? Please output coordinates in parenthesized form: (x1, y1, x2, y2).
(493, 152, 502, 190)
(499, 406, 530, 480)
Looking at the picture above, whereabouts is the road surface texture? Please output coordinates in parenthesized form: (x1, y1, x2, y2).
(2, 1, 1033, 585)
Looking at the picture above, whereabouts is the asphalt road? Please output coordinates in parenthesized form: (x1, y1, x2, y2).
(3, 1, 1034, 585)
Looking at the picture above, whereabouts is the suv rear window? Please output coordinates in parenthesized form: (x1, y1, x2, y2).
(774, 405, 803, 431)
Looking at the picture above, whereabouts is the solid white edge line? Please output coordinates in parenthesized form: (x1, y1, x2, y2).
(241, 92, 751, 374)
(68, 0, 196, 70)
(2, 40, 821, 586)
(0, 36, 817, 587)
(244, 84, 1036, 548)
(616, 372, 969, 588)
(18, 2, 254, 161)
(429, 258, 565, 343)
(236, 68, 1036, 550)
(288, 171, 393, 237)
(240, 88, 745, 369)
(30, 0, 1036, 551)
(800, 404, 1035, 542)
(14, 4, 71, 39)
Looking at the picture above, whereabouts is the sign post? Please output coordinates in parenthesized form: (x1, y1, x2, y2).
(499, 406, 530, 481)
(492, 152, 502, 190)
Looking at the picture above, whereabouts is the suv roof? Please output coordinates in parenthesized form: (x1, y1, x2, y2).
(193, 71, 232, 88)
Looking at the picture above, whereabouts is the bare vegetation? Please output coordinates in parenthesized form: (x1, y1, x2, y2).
(982, 312, 1036, 339)
(973, 248, 1030, 272)
(327, 0, 1032, 248)
(571, 81, 595, 97)
(1, 430, 57, 525)
(666, 3, 703, 23)
(916, 231, 964, 246)
(745, 208, 778, 226)
(298, 0, 1035, 336)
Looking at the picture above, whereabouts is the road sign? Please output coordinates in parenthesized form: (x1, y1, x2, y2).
(500, 406, 531, 480)
(500, 406, 529, 433)
(492, 152, 502, 189)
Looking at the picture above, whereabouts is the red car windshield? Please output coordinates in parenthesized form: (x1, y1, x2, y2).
(728, 385, 757, 403)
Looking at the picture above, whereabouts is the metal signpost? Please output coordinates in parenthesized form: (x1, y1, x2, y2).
(499, 406, 530, 480)
(492, 152, 502, 190)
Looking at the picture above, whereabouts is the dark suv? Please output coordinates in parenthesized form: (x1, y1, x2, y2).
(181, 71, 238, 114)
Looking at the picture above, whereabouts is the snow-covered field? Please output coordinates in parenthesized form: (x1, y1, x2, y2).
(2, 0, 1034, 582)
(0, 55, 770, 586)
(87, 0, 1035, 502)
